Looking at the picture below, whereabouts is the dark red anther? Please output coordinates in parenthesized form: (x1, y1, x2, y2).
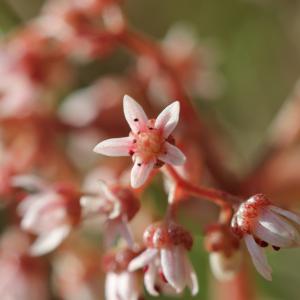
(159, 269, 168, 283)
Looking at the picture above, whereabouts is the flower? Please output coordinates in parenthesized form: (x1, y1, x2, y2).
(102, 248, 143, 300)
(52, 241, 103, 300)
(16, 176, 81, 256)
(231, 194, 300, 280)
(128, 222, 198, 296)
(204, 224, 241, 281)
(80, 180, 140, 248)
(93, 95, 186, 188)
(0, 227, 48, 300)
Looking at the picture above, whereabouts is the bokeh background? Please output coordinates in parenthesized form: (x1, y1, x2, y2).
(1, 0, 300, 299)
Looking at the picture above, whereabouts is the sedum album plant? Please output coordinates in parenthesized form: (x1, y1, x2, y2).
(1, 0, 300, 299)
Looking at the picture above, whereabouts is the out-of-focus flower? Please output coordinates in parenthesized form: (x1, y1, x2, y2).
(81, 179, 139, 247)
(102, 247, 143, 300)
(204, 224, 241, 281)
(93, 95, 186, 188)
(52, 243, 103, 300)
(36, 0, 123, 60)
(59, 76, 132, 128)
(231, 194, 300, 280)
(16, 176, 81, 256)
(128, 221, 198, 296)
(0, 27, 70, 118)
(136, 25, 223, 106)
(0, 227, 48, 300)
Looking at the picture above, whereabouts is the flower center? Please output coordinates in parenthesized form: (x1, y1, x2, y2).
(135, 128, 164, 161)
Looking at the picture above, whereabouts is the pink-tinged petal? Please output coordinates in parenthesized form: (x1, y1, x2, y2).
(105, 272, 119, 300)
(183, 253, 199, 296)
(30, 225, 71, 256)
(270, 205, 300, 226)
(154, 101, 180, 137)
(254, 221, 294, 248)
(158, 142, 186, 166)
(123, 95, 148, 133)
(19, 193, 64, 232)
(131, 158, 155, 188)
(161, 246, 186, 293)
(258, 209, 300, 247)
(144, 262, 159, 296)
(128, 248, 158, 272)
(117, 217, 135, 249)
(98, 180, 121, 219)
(244, 234, 272, 281)
(118, 271, 140, 300)
(93, 137, 133, 156)
(17, 194, 42, 216)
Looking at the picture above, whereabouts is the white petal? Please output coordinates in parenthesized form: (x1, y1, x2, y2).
(244, 234, 272, 281)
(154, 101, 180, 137)
(17, 194, 42, 216)
(209, 251, 241, 282)
(128, 248, 158, 272)
(19, 193, 63, 232)
(183, 253, 199, 296)
(30, 225, 71, 256)
(144, 262, 159, 296)
(11, 174, 46, 191)
(123, 95, 148, 133)
(80, 195, 104, 213)
(93, 137, 132, 156)
(258, 209, 300, 247)
(105, 272, 119, 300)
(270, 205, 300, 226)
(158, 142, 186, 166)
(118, 271, 140, 300)
(161, 246, 186, 293)
(98, 180, 121, 218)
(131, 158, 155, 188)
(254, 221, 294, 248)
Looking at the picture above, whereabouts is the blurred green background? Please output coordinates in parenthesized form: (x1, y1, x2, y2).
(2, 0, 300, 299)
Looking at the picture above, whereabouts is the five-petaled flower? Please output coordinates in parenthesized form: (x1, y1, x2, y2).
(128, 221, 198, 296)
(93, 95, 186, 188)
(80, 180, 140, 248)
(16, 175, 81, 256)
(231, 194, 300, 281)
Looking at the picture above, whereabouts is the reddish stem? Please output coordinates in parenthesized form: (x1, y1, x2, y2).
(164, 165, 241, 224)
